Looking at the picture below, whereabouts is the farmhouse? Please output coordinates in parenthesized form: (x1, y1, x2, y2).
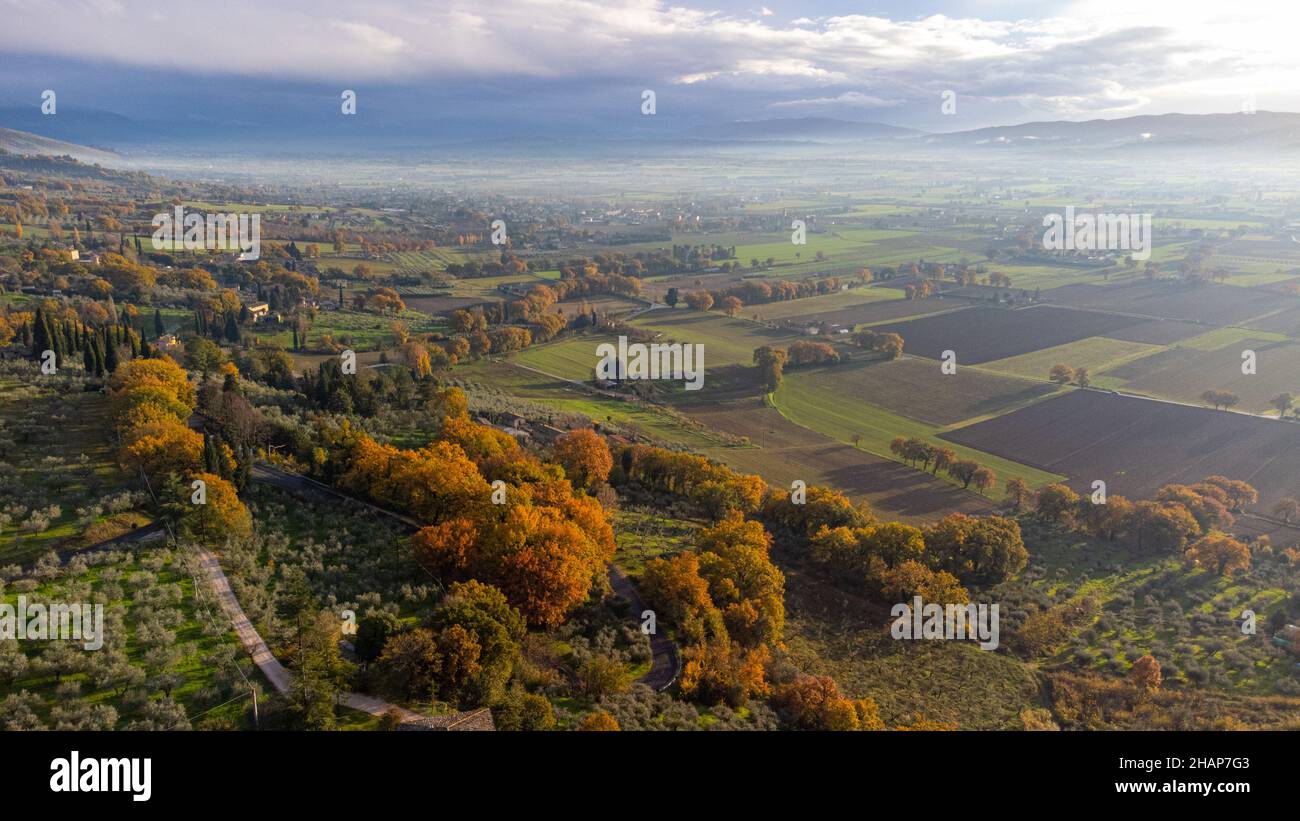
(156, 334, 182, 353)
(475, 414, 531, 442)
(532, 423, 567, 444)
(243, 302, 270, 322)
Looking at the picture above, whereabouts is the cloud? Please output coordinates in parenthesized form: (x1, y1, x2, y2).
(0, 0, 1294, 121)
(767, 92, 898, 111)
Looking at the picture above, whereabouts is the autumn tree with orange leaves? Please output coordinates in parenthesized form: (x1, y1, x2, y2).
(1131, 654, 1162, 694)
(552, 428, 612, 490)
(341, 417, 616, 627)
(1185, 533, 1251, 576)
(772, 674, 883, 731)
(175, 472, 252, 544)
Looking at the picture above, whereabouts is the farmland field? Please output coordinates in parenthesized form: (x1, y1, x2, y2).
(790, 356, 1059, 426)
(401, 294, 491, 316)
(990, 262, 1116, 291)
(677, 395, 996, 523)
(454, 358, 727, 450)
(772, 370, 1064, 490)
(554, 295, 643, 317)
(513, 335, 609, 381)
(628, 308, 804, 365)
(619, 228, 918, 268)
(1243, 305, 1300, 335)
(794, 295, 969, 329)
(942, 389, 1300, 510)
(0, 546, 255, 730)
(873, 305, 1145, 364)
(1087, 318, 1204, 345)
(979, 336, 1164, 381)
(1047, 280, 1288, 325)
(1101, 338, 1300, 413)
(748, 286, 905, 321)
(778, 559, 1041, 728)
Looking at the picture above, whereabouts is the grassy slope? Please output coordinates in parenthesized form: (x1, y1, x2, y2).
(0, 375, 142, 565)
(747, 287, 905, 321)
(772, 372, 1064, 490)
(978, 336, 1165, 380)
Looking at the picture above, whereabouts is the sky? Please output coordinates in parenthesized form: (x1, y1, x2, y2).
(0, 0, 1297, 143)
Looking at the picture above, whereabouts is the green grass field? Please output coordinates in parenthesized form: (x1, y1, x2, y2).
(772, 372, 1064, 491)
(456, 358, 730, 450)
(978, 336, 1165, 380)
(513, 335, 609, 381)
(748, 286, 905, 321)
(629, 308, 803, 366)
(1180, 326, 1289, 351)
(515, 310, 803, 379)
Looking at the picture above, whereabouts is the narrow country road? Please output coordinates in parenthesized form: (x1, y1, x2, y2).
(194, 546, 290, 693)
(57, 520, 166, 561)
(250, 463, 421, 528)
(251, 462, 680, 691)
(193, 543, 426, 721)
(608, 567, 679, 691)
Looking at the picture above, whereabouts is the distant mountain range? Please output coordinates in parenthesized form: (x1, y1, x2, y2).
(688, 111, 1300, 150)
(686, 117, 921, 142)
(0, 127, 119, 165)
(3, 111, 1300, 168)
(920, 111, 1300, 150)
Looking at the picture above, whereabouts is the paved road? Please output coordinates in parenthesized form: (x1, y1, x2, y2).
(251, 464, 421, 528)
(252, 462, 680, 692)
(195, 545, 291, 693)
(608, 567, 679, 691)
(56, 520, 167, 561)
(193, 543, 427, 721)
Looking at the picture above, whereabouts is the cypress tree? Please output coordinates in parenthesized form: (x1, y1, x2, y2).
(52, 321, 67, 366)
(103, 331, 119, 373)
(32, 307, 50, 356)
(237, 447, 251, 491)
(202, 433, 217, 474)
(154, 309, 164, 339)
